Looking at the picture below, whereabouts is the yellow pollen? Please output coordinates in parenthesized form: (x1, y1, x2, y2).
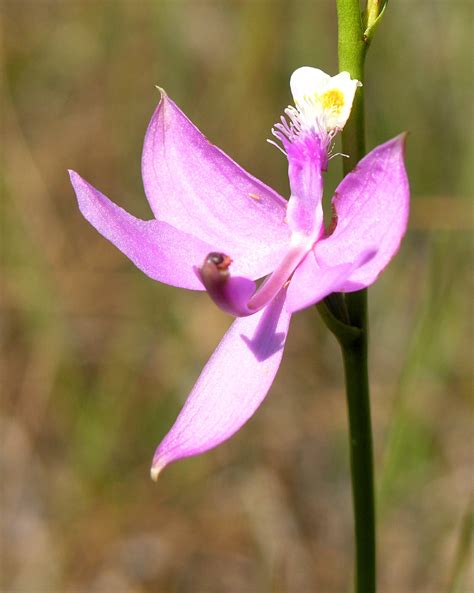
(321, 89, 345, 113)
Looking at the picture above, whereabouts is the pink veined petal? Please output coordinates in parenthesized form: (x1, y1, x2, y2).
(70, 170, 216, 290)
(141, 92, 291, 279)
(315, 134, 410, 292)
(151, 289, 291, 479)
(286, 248, 377, 313)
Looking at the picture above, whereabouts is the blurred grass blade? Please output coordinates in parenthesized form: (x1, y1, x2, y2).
(447, 500, 473, 593)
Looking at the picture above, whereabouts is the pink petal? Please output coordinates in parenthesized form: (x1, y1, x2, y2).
(315, 134, 409, 291)
(286, 248, 376, 313)
(70, 170, 215, 290)
(141, 92, 291, 279)
(151, 289, 291, 478)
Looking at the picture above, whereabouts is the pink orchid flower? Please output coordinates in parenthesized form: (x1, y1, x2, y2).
(69, 67, 409, 479)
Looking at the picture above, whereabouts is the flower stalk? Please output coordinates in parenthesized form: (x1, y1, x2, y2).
(322, 1, 376, 592)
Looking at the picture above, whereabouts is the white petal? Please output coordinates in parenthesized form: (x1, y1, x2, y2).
(318, 71, 361, 131)
(290, 67, 331, 106)
(289, 67, 361, 133)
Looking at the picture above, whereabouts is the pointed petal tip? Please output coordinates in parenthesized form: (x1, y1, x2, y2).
(150, 459, 166, 482)
(389, 132, 409, 154)
(68, 169, 85, 192)
(397, 130, 409, 146)
(401, 131, 409, 154)
(154, 85, 168, 99)
(68, 169, 88, 189)
(68, 170, 94, 204)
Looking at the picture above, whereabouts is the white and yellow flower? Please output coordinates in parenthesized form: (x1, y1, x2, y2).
(290, 66, 361, 133)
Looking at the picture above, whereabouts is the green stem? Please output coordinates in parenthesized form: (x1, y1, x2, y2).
(335, 1, 375, 592)
(341, 299, 376, 593)
(337, 0, 366, 174)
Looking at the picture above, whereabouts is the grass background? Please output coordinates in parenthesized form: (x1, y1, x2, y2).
(1, 1, 473, 592)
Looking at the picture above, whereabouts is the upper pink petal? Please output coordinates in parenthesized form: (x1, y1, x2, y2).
(141, 92, 291, 279)
(151, 288, 291, 478)
(315, 134, 410, 291)
(70, 170, 215, 290)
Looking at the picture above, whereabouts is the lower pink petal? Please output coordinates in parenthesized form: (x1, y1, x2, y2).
(151, 289, 291, 478)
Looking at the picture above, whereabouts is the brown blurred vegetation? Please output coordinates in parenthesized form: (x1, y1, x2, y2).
(1, 1, 473, 592)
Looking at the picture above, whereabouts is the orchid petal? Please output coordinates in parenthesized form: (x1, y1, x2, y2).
(315, 134, 409, 292)
(151, 289, 291, 478)
(290, 67, 331, 104)
(70, 170, 215, 290)
(286, 248, 376, 313)
(142, 92, 291, 279)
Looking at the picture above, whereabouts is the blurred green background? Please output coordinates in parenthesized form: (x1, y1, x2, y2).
(2, 1, 472, 592)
